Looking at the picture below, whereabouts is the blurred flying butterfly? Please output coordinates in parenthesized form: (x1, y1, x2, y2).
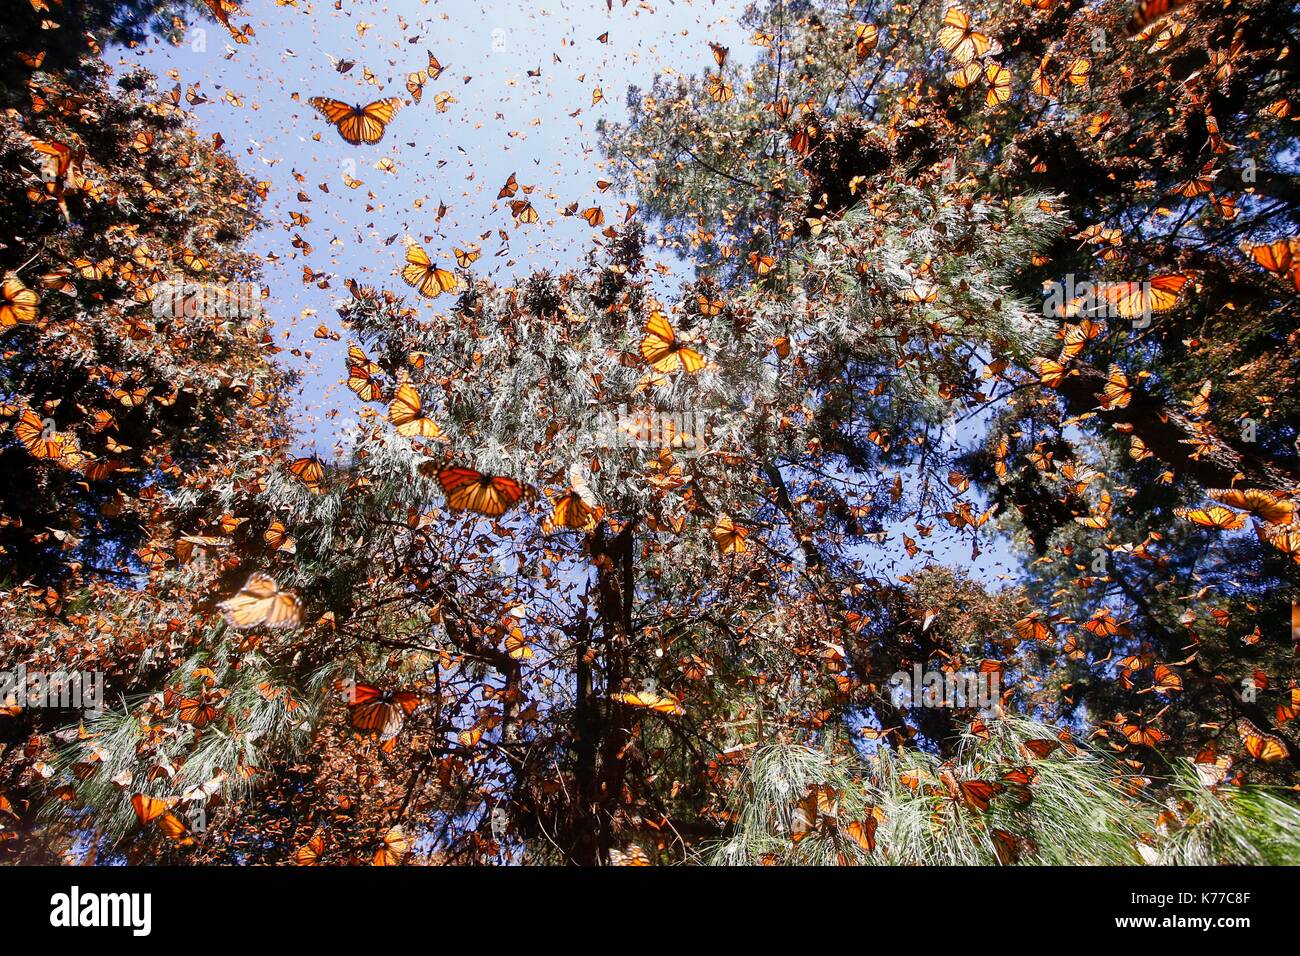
(611, 689, 685, 716)
(218, 572, 302, 630)
(373, 825, 411, 865)
(937, 7, 991, 64)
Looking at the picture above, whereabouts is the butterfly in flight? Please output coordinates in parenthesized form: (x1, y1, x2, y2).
(422, 464, 526, 517)
(401, 244, 459, 298)
(219, 572, 302, 630)
(308, 96, 404, 145)
(937, 7, 991, 64)
(388, 383, 444, 438)
(611, 689, 685, 716)
(347, 682, 422, 742)
(640, 310, 705, 374)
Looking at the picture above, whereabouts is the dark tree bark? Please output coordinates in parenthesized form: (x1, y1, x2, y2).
(1052, 364, 1299, 492)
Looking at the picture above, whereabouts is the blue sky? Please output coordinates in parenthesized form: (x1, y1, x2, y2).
(115, 0, 753, 445)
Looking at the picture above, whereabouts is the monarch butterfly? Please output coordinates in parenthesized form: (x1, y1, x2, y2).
(1192, 752, 1234, 789)
(1098, 363, 1131, 410)
(509, 199, 538, 223)
(1244, 237, 1295, 276)
(180, 247, 209, 274)
(157, 811, 196, 845)
(295, 833, 325, 866)
(131, 793, 171, 826)
(853, 23, 879, 60)
(497, 172, 519, 198)
(1152, 664, 1183, 693)
(1074, 490, 1114, 529)
(837, 812, 878, 857)
(1183, 379, 1213, 417)
(1278, 688, 1300, 725)
(1237, 718, 1288, 763)
(999, 766, 1037, 805)
(711, 515, 750, 554)
(1207, 488, 1293, 525)
(72, 257, 114, 281)
(640, 311, 705, 374)
(948, 61, 982, 89)
(400, 244, 459, 298)
(308, 96, 403, 145)
(1031, 356, 1068, 389)
(611, 690, 685, 716)
(405, 71, 426, 103)
(1030, 55, 1054, 98)
(581, 206, 604, 226)
(373, 825, 411, 866)
(1023, 739, 1061, 759)
(0, 277, 38, 325)
(13, 410, 64, 459)
(219, 572, 302, 630)
(1100, 274, 1189, 319)
(111, 384, 150, 407)
(260, 522, 293, 554)
(1083, 608, 1127, 637)
(203, 0, 247, 41)
(937, 7, 991, 64)
(791, 784, 839, 841)
(547, 486, 597, 531)
(991, 827, 1028, 865)
(453, 244, 481, 267)
(679, 655, 714, 681)
(1065, 57, 1091, 87)
(609, 845, 653, 866)
(347, 683, 421, 741)
(696, 293, 724, 317)
(388, 382, 444, 438)
(1266, 531, 1300, 563)
(1013, 613, 1053, 643)
(288, 455, 325, 489)
(346, 345, 383, 402)
(943, 774, 1004, 813)
(424, 464, 526, 517)
(1119, 717, 1166, 747)
(1126, 0, 1190, 34)
(706, 74, 733, 103)
(1173, 505, 1247, 531)
(984, 62, 1011, 106)
(177, 695, 219, 728)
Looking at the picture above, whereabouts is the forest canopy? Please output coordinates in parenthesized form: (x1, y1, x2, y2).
(0, 0, 1298, 867)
